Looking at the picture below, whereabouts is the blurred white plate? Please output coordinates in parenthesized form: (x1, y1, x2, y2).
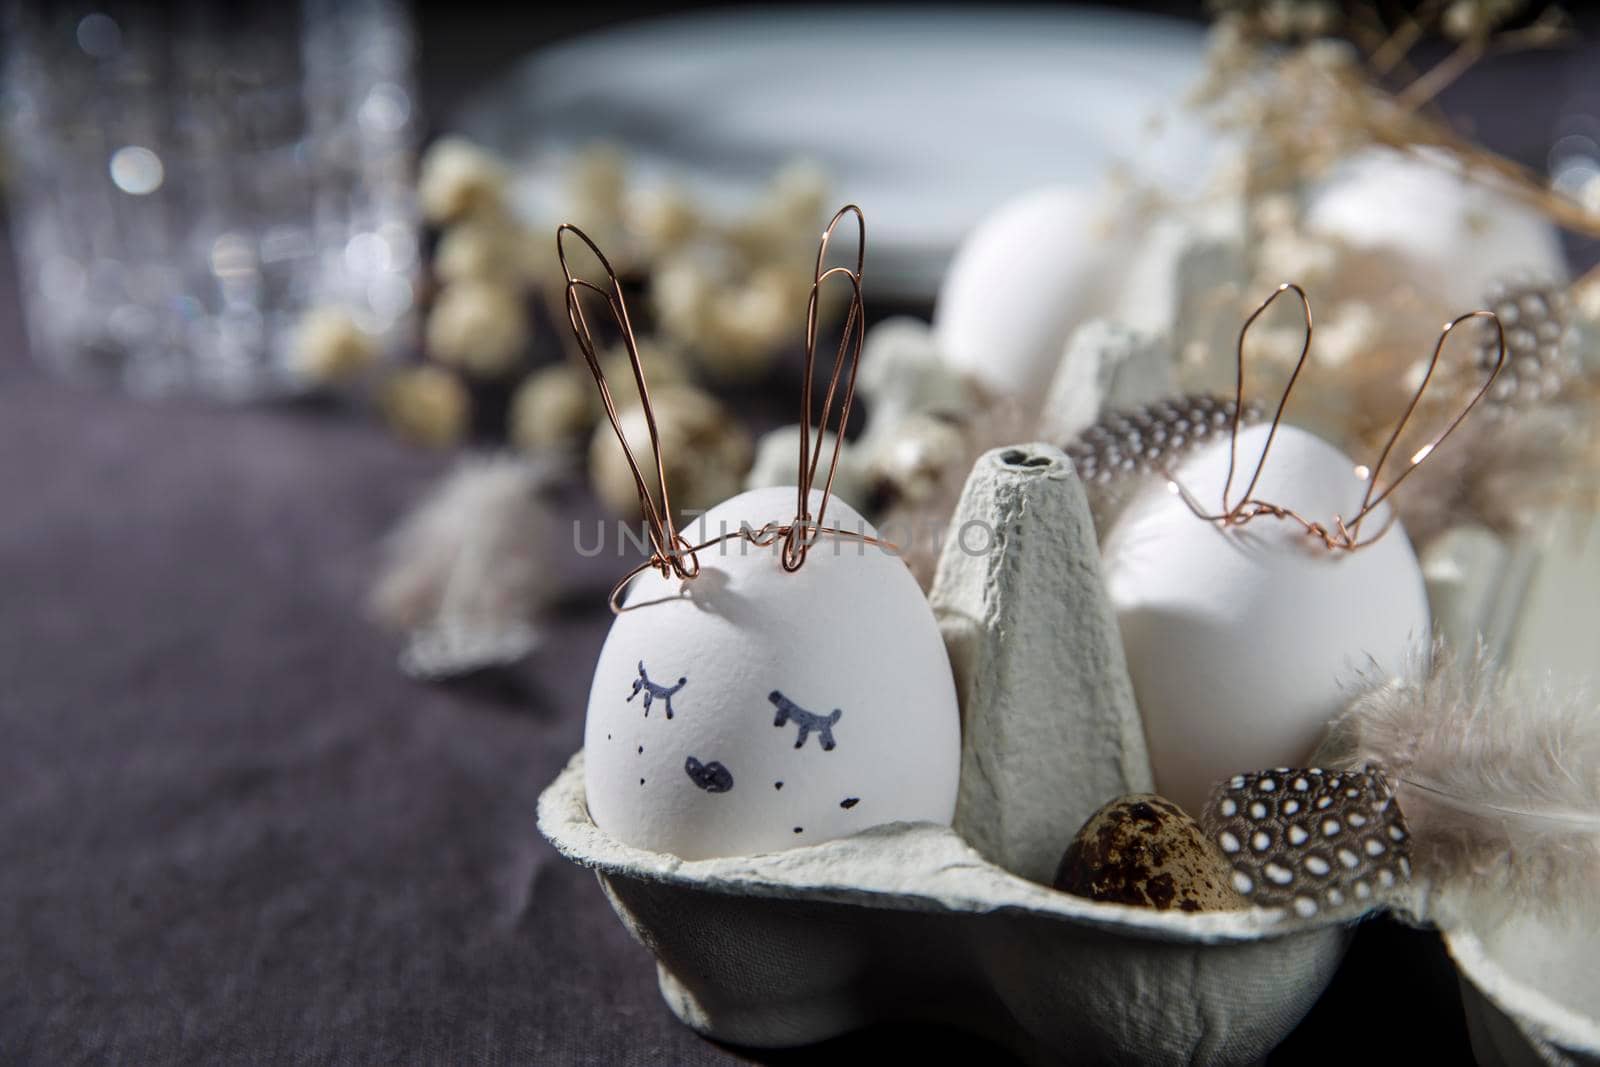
(456, 5, 1215, 299)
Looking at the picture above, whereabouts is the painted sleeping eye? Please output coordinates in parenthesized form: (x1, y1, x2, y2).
(628, 660, 688, 719)
(768, 690, 842, 751)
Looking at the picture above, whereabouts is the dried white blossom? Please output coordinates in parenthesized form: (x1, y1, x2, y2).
(700, 269, 793, 379)
(1443, 0, 1528, 41)
(381, 366, 469, 448)
(567, 143, 627, 214)
(562, 144, 630, 256)
(434, 214, 532, 287)
(627, 183, 701, 261)
(418, 137, 507, 225)
(426, 280, 529, 379)
(509, 364, 595, 451)
(289, 306, 377, 385)
(861, 413, 967, 506)
(652, 253, 717, 345)
(727, 160, 830, 263)
(587, 384, 752, 517)
(744, 424, 867, 513)
(597, 339, 689, 396)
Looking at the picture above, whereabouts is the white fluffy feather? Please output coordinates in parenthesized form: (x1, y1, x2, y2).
(370, 453, 557, 679)
(1317, 645, 1600, 928)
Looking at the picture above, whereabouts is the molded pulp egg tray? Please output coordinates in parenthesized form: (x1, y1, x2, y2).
(541, 753, 1346, 1065)
(537, 443, 1600, 1066)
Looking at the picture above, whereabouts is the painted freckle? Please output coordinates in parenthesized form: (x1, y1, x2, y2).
(774, 781, 783, 790)
(793, 827, 804, 834)
(840, 797, 859, 810)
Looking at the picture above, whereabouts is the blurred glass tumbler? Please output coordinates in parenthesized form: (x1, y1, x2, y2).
(0, 2, 417, 399)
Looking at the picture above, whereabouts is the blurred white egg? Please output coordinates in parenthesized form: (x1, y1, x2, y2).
(934, 186, 1131, 400)
(584, 487, 960, 859)
(1305, 149, 1568, 308)
(1102, 423, 1430, 815)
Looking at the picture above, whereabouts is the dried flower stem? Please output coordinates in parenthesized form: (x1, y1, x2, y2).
(1395, 41, 1487, 111)
(1366, 4, 1439, 77)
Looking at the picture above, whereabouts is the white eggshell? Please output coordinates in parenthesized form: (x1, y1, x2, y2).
(935, 186, 1130, 399)
(1305, 149, 1568, 307)
(1102, 424, 1430, 816)
(583, 487, 960, 859)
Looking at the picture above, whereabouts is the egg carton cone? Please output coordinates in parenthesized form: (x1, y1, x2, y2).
(539, 443, 1364, 1063)
(929, 444, 1153, 882)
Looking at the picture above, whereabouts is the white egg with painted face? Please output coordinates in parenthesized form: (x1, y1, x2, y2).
(1102, 424, 1431, 816)
(583, 487, 961, 859)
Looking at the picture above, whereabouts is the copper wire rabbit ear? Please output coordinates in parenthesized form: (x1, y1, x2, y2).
(1173, 282, 1507, 551)
(1343, 309, 1507, 545)
(1168, 282, 1314, 529)
(1222, 282, 1315, 519)
(561, 206, 891, 614)
(785, 204, 867, 572)
(557, 223, 699, 582)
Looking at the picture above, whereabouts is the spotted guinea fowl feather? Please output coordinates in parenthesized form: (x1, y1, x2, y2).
(1201, 768, 1412, 920)
(1063, 393, 1262, 536)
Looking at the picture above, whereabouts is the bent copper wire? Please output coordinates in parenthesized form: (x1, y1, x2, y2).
(558, 204, 892, 614)
(1168, 282, 1507, 551)
(786, 204, 867, 571)
(558, 223, 699, 585)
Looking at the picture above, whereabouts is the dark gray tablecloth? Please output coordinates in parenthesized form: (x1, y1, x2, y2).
(0, 234, 1478, 1067)
(5, 15, 1595, 1064)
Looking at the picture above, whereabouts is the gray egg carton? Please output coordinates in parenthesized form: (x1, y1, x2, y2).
(540, 438, 1600, 1063)
(1447, 914, 1600, 1066)
(539, 752, 1350, 1065)
(539, 445, 1374, 1064)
